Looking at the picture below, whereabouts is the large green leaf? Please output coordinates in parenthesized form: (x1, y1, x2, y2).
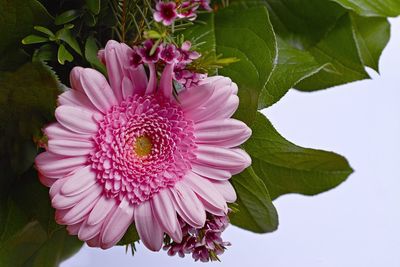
(0, 0, 52, 70)
(330, 0, 400, 17)
(215, 5, 276, 124)
(0, 170, 83, 267)
(350, 13, 390, 72)
(0, 63, 60, 177)
(245, 112, 353, 200)
(230, 167, 278, 233)
(258, 38, 326, 108)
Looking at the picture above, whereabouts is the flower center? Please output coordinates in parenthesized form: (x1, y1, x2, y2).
(90, 94, 196, 205)
(134, 135, 152, 157)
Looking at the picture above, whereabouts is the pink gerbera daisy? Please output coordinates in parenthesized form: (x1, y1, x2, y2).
(35, 40, 251, 251)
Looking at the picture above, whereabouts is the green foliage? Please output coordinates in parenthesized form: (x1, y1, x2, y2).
(214, 5, 276, 124)
(0, 0, 51, 70)
(0, 63, 83, 267)
(230, 167, 278, 233)
(331, 0, 400, 17)
(245, 113, 353, 200)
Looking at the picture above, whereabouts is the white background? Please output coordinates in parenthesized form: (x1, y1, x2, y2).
(62, 18, 400, 267)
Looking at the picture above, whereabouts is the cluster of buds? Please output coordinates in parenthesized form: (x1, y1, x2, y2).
(129, 39, 206, 89)
(163, 215, 231, 262)
(154, 0, 212, 25)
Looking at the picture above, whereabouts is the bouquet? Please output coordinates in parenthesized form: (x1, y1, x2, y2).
(0, 0, 398, 265)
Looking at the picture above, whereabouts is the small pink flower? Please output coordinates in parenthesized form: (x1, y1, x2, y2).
(35, 40, 251, 251)
(138, 40, 160, 63)
(154, 1, 178, 26)
(179, 41, 201, 64)
(160, 43, 180, 64)
(178, 1, 199, 21)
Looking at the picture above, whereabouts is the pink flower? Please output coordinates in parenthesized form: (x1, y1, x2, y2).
(154, 1, 178, 26)
(35, 40, 251, 251)
(137, 40, 160, 63)
(160, 43, 180, 64)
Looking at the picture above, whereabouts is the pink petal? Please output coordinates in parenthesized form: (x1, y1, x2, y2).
(178, 83, 215, 111)
(134, 201, 164, 251)
(55, 106, 99, 134)
(210, 180, 237, 203)
(35, 152, 87, 178)
(100, 198, 134, 249)
(48, 139, 93, 157)
(49, 177, 69, 198)
(61, 165, 97, 196)
(182, 172, 227, 216)
(210, 95, 239, 120)
(104, 40, 132, 101)
(194, 145, 251, 172)
(38, 173, 57, 187)
(57, 186, 101, 225)
(86, 234, 101, 247)
(52, 185, 93, 209)
(87, 196, 117, 225)
(80, 68, 118, 113)
(159, 63, 174, 100)
(128, 65, 148, 95)
(44, 123, 91, 141)
(170, 183, 206, 228)
(70, 67, 85, 92)
(66, 222, 82, 235)
(151, 189, 181, 243)
(145, 63, 157, 95)
(191, 162, 231, 181)
(194, 119, 252, 148)
(121, 76, 134, 100)
(78, 218, 104, 241)
(58, 89, 97, 112)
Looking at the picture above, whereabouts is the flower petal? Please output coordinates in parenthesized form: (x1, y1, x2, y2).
(58, 89, 96, 112)
(210, 180, 237, 203)
(151, 189, 181, 243)
(55, 105, 99, 134)
(134, 201, 164, 251)
(44, 123, 91, 141)
(170, 182, 206, 228)
(145, 63, 157, 95)
(56, 185, 101, 225)
(80, 68, 118, 113)
(48, 139, 94, 157)
(128, 65, 148, 95)
(61, 166, 97, 196)
(178, 83, 215, 111)
(70, 67, 84, 92)
(100, 198, 134, 249)
(159, 63, 174, 100)
(182, 171, 227, 215)
(87, 196, 117, 225)
(191, 162, 231, 181)
(121, 76, 134, 100)
(35, 152, 87, 178)
(194, 119, 252, 148)
(194, 145, 251, 173)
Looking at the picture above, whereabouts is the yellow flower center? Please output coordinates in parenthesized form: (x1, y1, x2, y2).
(134, 135, 153, 157)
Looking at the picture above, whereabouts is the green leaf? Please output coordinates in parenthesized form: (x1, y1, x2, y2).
(85, 0, 101, 15)
(57, 44, 74, 65)
(350, 13, 390, 72)
(0, 169, 83, 267)
(0, 0, 52, 70)
(117, 223, 140, 246)
(214, 5, 277, 124)
(54, 10, 82, 25)
(230, 167, 279, 233)
(85, 35, 106, 74)
(22, 34, 49, 45)
(33, 44, 57, 62)
(295, 14, 369, 91)
(56, 28, 82, 56)
(245, 112, 353, 200)
(261, 0, 369, 91)
(0, 62, 60, 177)
(258, 38, 326, 108)
(34, 26, 54, 37)
(330, 0, 400, 17)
